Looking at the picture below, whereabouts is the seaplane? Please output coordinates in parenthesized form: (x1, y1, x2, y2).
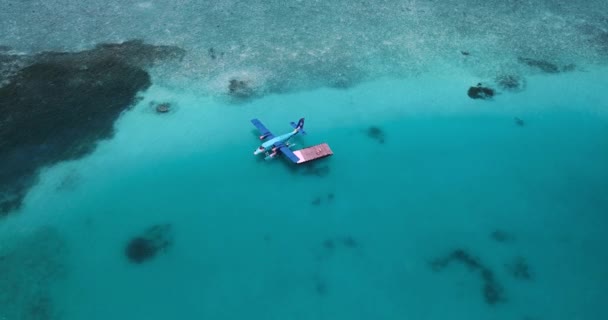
(251, 118, 333, 164)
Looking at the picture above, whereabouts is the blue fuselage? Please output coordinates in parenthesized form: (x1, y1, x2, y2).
(254, 130, 297, 155)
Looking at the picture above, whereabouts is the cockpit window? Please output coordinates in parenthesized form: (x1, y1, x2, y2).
(258, 146, 265, 150)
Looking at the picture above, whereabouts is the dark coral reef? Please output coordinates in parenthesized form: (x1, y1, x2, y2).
(0, 40, 185, 216)
(517, 57, 561, 73)
(490, 229, 515, 243)
(125, 224, 173, 264)
(322, 236, 359, 252)
(505, 256, 533, 281)
(517, 57, 575, 73)
(495, 74, 526, 92)
(366, 126, 386, 144)
(311, 192, 335, 206)
(430, 249, 506, 305)
(228, 78, 255, 98)
(467, 83, 495, 100)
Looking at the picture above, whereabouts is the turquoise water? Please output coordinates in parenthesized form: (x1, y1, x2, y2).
(2, 1, 608, 319)
(3, 67, 608, 319)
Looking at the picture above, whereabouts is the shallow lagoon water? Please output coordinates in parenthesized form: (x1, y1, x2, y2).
(2, 64, 607, 319)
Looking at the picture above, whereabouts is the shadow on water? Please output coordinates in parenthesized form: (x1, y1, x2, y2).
(287, 156, 332, 178)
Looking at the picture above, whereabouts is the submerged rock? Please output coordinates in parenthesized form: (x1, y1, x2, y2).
(313, 274, 328, 296)
(155, 102, 171, 114)
(482, 275, 504, 305)
(228, 78, 255, 98)
(506, 256, 533, 280)
(148, 101, 175, 114)
(208, 47, 224, 60)
(467, 83, 495, 99)
(323, 239, 335, 250)
(490, 229, 515, 242)
(450, 249, 482, 270)
(0, 40, 184, 216)
(315, 279, 328, 295)
(311, 193, 335, 206)
(322, 236, 359, 250)
(430, 248, 506, 305)
(367, 126, 386, 144)
(517, 57, 560, 73)
(125, 224, 173, 264)
(495, 74, 526, 92)
(126, 238, 158, 263)
(341, 236, 358, 248)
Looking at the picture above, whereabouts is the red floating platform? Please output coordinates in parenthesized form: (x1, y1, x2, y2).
(293, 143, 333, 164)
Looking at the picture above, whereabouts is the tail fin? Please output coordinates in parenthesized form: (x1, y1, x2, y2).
(291, 118, 307, 135)
(290, 118, 306, 134)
